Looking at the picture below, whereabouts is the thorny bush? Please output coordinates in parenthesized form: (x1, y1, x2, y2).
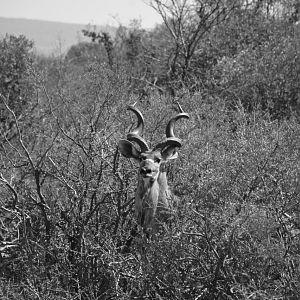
(0, 40, 300, 299)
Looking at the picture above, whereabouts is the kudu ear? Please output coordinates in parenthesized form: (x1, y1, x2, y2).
(161, 146, 179, 161)
(118, 139, 141, 159)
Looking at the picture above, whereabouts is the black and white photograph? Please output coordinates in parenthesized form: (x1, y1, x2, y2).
(0, 1, 300, 299)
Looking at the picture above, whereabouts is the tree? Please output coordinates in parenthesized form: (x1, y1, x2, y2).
(150, 0, 239, 92)
(209, 0, 300, 117)
(0, 35, 34, 138)
(82, 29, 114, 67)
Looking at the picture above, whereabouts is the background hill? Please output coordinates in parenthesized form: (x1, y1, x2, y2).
(0, 16, 115, 55)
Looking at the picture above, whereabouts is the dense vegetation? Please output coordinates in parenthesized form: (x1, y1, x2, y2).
(1, 1, 300, 299)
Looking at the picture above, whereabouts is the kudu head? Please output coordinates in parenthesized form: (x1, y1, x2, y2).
(118, 104, 189, 231)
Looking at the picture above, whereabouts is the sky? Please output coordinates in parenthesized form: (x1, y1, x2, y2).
(0, 0, 162, 28)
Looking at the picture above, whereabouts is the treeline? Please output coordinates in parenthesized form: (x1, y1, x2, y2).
(77, 0, 300, 118)
(0, 0, 300, 299)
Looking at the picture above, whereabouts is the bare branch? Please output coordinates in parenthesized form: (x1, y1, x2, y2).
(0, 93, 35, 170)
(0, 172, 18, 208)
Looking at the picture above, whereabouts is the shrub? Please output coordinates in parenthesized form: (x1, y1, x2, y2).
(1, 35, 300, 299)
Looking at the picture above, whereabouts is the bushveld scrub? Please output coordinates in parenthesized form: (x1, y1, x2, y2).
(1, 1, 300, 299)
(1, 58, 300, 298)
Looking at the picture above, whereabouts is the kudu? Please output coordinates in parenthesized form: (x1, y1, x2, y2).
(118, 104, 189, 234)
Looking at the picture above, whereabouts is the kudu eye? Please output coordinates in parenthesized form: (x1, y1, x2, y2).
(154, 157, 161, 163)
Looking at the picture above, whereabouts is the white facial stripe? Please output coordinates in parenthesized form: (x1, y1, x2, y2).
(145, 158, 154, 163)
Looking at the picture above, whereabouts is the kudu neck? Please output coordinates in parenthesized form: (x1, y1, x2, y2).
(157, 169, 168, 190)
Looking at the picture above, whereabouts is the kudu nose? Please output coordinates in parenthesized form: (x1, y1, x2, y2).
(140, 167, 151, 175)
